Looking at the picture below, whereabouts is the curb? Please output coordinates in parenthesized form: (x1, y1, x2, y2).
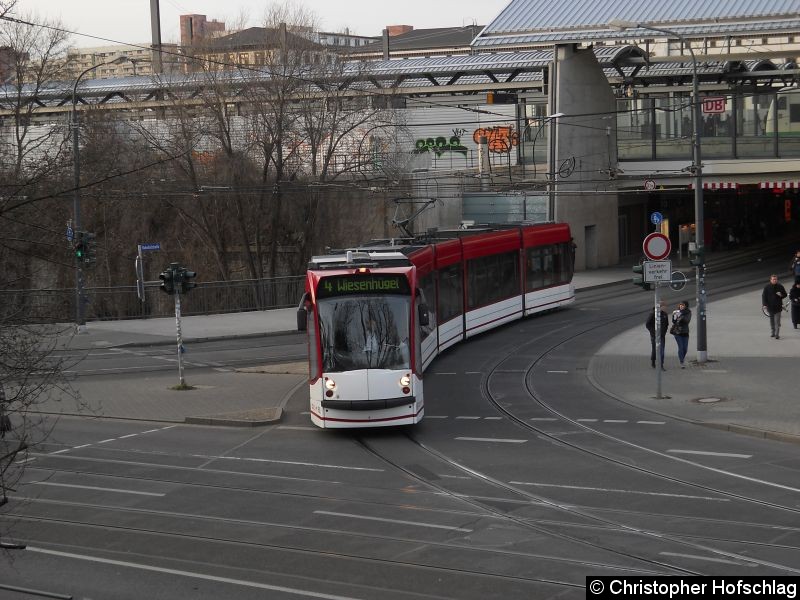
(185, 407, 283, 427)
(585, 357, 800, 447)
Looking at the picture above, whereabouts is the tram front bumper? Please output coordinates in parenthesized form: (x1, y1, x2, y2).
(321, 397, 416, 411)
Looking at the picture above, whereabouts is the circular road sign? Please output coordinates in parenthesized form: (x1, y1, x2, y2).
(670, 270, 687, 292)
(650, 211, 663, 226)
(644, 179, 656, 191)
(643, 232, 671, 261)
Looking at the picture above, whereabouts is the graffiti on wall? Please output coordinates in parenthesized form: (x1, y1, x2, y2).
(473, 126, 519, 153)
(413, 134, 468, 157)
(412, 125, 519, 157)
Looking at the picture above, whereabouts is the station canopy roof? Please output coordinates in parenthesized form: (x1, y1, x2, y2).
(473, 0, 800, 48)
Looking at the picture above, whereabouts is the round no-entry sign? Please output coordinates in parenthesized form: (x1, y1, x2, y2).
(643, 232, 671, 260)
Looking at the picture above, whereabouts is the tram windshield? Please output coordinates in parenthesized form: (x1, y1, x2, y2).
(316, 275, 411, 372)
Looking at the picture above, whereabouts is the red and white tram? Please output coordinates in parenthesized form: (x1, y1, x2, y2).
(297, 222, 575, 428)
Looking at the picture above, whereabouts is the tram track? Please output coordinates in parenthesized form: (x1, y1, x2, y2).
(474, 279, 800, 572)
(338, 264, 800, 580)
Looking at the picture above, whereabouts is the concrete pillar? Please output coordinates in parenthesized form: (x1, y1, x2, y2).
(550, 44, 619, 270)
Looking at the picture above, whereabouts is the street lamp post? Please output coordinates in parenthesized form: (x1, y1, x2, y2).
(608, 20, 707, 363)
(71, 56, 128, 332)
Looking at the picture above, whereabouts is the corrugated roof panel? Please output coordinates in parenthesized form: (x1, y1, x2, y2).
(473, 18, 800, 46)
(484, 0, 800, 35)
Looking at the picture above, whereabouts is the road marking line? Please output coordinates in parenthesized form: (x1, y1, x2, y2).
(484, 416, 503, 420)
(97, 439, 115, 444)
(660, 552, 757, 566)
(425, 415, 448, 419)
(30, 482, 165, 497)
(48, 449, 71, 455)
(577, 419, 598, 422)
(440, 474, 471, 480)
(455, 416, 481, 420)
(638, 421, 666, 425)
(210, 455, 383, 472)
(509, 481, 729, 501)
(119, 434, 138, 439)
(314, 510, 472, 532)
(456, 437, 527, 444)
(603, 420, 628, 423)
(72, 444, 91, 449)
(547, 370, 569, 374)
(214, 368, 232, 372)
(26, 547, 362, 600)
(465, 371, 481, 374)
(15, 458, 35, 465)
(668, 449, 752, 459)
(530, 417, 557, 421)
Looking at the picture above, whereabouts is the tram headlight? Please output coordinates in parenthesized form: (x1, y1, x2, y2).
(399, 374, 411, 387)
(325, 378, 337, 391)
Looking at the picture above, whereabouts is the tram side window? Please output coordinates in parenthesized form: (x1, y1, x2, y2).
(541, 248, 555, 287)
(554, 242, 574, 283)
(419, 273, 437, 340)
(437, 264, 463, 323)
(307, 308, 319, 378)
(526, 248, 543, 291)
(467, 251, 520, 309)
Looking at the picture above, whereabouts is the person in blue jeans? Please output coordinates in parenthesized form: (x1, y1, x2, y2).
(671, 300, 691, 368)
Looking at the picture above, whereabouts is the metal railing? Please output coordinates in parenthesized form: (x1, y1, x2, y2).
(0, 275, 306, 323)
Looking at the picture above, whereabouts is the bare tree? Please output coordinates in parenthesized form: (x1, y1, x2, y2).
(0, 10, 79, 519)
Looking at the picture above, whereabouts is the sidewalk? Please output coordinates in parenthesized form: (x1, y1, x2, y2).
(46, 262, 800, 443)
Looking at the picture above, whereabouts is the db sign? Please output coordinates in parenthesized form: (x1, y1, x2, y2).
(702, 97, 726, 114)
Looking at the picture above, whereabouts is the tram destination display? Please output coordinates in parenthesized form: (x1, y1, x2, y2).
(317, 274, 411, 298)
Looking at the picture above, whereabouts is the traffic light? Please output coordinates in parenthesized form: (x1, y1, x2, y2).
(688, 245, 704, 266)
(73, 231, 86, 262)
(83, 232, 97, 267)
(181, 269, 197, 294)
(632, 264, 653, 290)
(159, 266, 175, 295)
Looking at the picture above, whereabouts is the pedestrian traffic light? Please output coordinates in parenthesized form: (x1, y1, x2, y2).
(688, 245, 704, 266)
(632, 264, 653, 290)
(180, 269, 197, 294)
(83, 232, 97, 266)
(159, 267, 175, 295)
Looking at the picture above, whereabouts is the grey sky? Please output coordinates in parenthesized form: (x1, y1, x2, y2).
(13, 0, 509, 47)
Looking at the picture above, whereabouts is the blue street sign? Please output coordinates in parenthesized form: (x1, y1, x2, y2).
(66, 226, 74, 242)
(140, 243, 161, 251)
(650, 212, 663, 226)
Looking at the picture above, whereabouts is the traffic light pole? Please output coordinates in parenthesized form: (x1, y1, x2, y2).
(654, 284, 663, 399)
(72, 115, 86, 333)
(174, 290, 185, 387)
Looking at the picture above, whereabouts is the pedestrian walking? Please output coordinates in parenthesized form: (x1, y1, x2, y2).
(670, 300, 691, 368)
(762, 274, 788, 339)
(646, 301, 668, 370)
(790, 281, 800, 330)
(791, 250, 800, 285)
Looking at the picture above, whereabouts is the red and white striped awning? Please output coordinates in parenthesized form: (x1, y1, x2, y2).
(760, 181, 800, 189)
(688, 181, 738, 190)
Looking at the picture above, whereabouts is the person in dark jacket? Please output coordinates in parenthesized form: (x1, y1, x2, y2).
(646, 301, 669, 370)
(762, 274, 788, 339)
(790, 250, 800, 285)
(671, 300, 691, 368)
(789, 281, 800, 330)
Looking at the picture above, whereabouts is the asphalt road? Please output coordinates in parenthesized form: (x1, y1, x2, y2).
(3, 256, 800, 599)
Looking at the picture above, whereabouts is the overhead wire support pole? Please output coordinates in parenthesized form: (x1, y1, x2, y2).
(70, 55, 130, 333)
(608, 20, 707, 364)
